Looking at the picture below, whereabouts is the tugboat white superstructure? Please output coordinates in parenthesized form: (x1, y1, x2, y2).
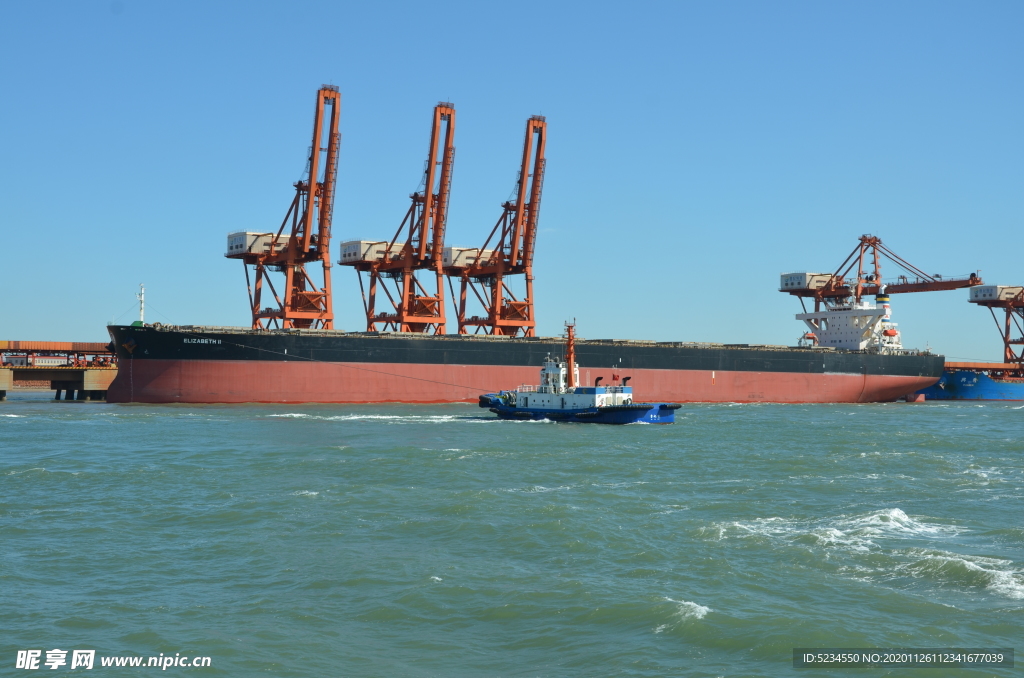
(479, 324, 682, 424)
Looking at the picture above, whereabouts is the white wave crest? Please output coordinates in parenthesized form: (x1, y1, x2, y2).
(498, 417, 555, 424)
(902, 551, 1024, 600)
(669, 598, 710, 619)
(508, 484, 574, 493)
(0, 414, 25, 417)
(726, 508, 960, 552)
(655, 598, 711, 633)
(837, 508, 960, 538)
(265, 413, 470, 424)
(325, 414, 459, 422)
(293, 490, 319, 496)
(722, 510, 1023, 601)
(989, 571, 1024, 599)
(6, 467, 46, 475)
(730, 516, 880, 550)
(806, 527, 875, 551)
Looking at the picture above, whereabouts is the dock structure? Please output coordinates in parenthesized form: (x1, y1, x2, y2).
(0, 341, 117, 401)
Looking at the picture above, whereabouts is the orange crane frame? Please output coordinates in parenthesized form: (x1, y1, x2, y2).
(239, 86, 340, 329)
(973, 289, 1024, 365)
(446, 115, 546, 335)
(787, 235, 983, 312)
(347, 103, 455, 333)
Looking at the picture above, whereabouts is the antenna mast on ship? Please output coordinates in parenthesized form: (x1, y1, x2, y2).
(445, 116, 546, 336)
(226, 86, 341, 330)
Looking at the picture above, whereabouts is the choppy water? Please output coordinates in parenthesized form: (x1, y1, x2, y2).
(1, 393, 1021, 676)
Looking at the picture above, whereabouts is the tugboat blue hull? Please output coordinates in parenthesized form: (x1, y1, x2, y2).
(481, 398, 680, 424)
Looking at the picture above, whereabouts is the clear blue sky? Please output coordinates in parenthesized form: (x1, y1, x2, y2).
(1, 1, 1020, 361)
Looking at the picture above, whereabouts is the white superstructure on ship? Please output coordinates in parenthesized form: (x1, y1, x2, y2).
(783, 274, 902, 352)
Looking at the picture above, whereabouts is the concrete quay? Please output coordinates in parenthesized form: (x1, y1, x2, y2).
(0, 366, 118, 401)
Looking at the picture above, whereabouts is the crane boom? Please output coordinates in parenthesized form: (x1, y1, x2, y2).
(510, 116, 547, 268)
(338, 103, 455, 333)
(226, 86, 341, 330)
(783, 235, 983, 307)
(445, 115, 547, 336)
(418, 104, 456, 261)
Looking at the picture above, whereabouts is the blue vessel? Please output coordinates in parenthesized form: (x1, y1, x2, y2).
(917, 369, 1024, 401)
(479, 324, 682, 424)
(916, 285, 1024, 401)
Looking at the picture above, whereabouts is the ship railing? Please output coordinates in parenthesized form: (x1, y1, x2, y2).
(847, 347, 937, 357)
(516, 385, 536, 393)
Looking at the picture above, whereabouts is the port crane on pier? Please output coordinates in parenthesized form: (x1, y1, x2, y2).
(444, 115, 546, 336)
(226, 86, 340, 329)
(967, 285, 1024, 367)
(782, 235, 983, 311)
(339, 103, 456, 333)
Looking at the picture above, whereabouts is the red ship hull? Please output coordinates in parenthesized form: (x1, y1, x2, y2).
(108, 358, 935, 404)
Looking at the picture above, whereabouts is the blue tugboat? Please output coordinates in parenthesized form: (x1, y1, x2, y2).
(479, 324, 682, 424)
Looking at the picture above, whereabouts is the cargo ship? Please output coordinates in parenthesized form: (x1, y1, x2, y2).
(106, 227, 945, 406)
(917, 364, 1024, 401)
(105, 323, 941, 404)
(101, 96, 945, 406)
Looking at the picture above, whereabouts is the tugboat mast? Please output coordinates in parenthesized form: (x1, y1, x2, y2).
(565, 321, 577, 388)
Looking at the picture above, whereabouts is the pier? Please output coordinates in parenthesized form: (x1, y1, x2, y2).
(0, 341, 117, 401)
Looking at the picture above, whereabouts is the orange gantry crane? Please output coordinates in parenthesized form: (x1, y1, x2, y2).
(968, 285, 1024, 365)
(782, 235, 983, 312)
(445, 115, 546, 335)
(339, 103, 455, 333)
(226, 85, 341, 329)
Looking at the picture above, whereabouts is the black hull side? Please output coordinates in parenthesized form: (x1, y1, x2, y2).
(108, 326, 945, 379)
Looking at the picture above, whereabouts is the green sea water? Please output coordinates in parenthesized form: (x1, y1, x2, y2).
(1, 394, 1021, 676)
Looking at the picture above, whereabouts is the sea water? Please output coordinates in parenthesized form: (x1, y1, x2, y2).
(1, 393, 1021, 676)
